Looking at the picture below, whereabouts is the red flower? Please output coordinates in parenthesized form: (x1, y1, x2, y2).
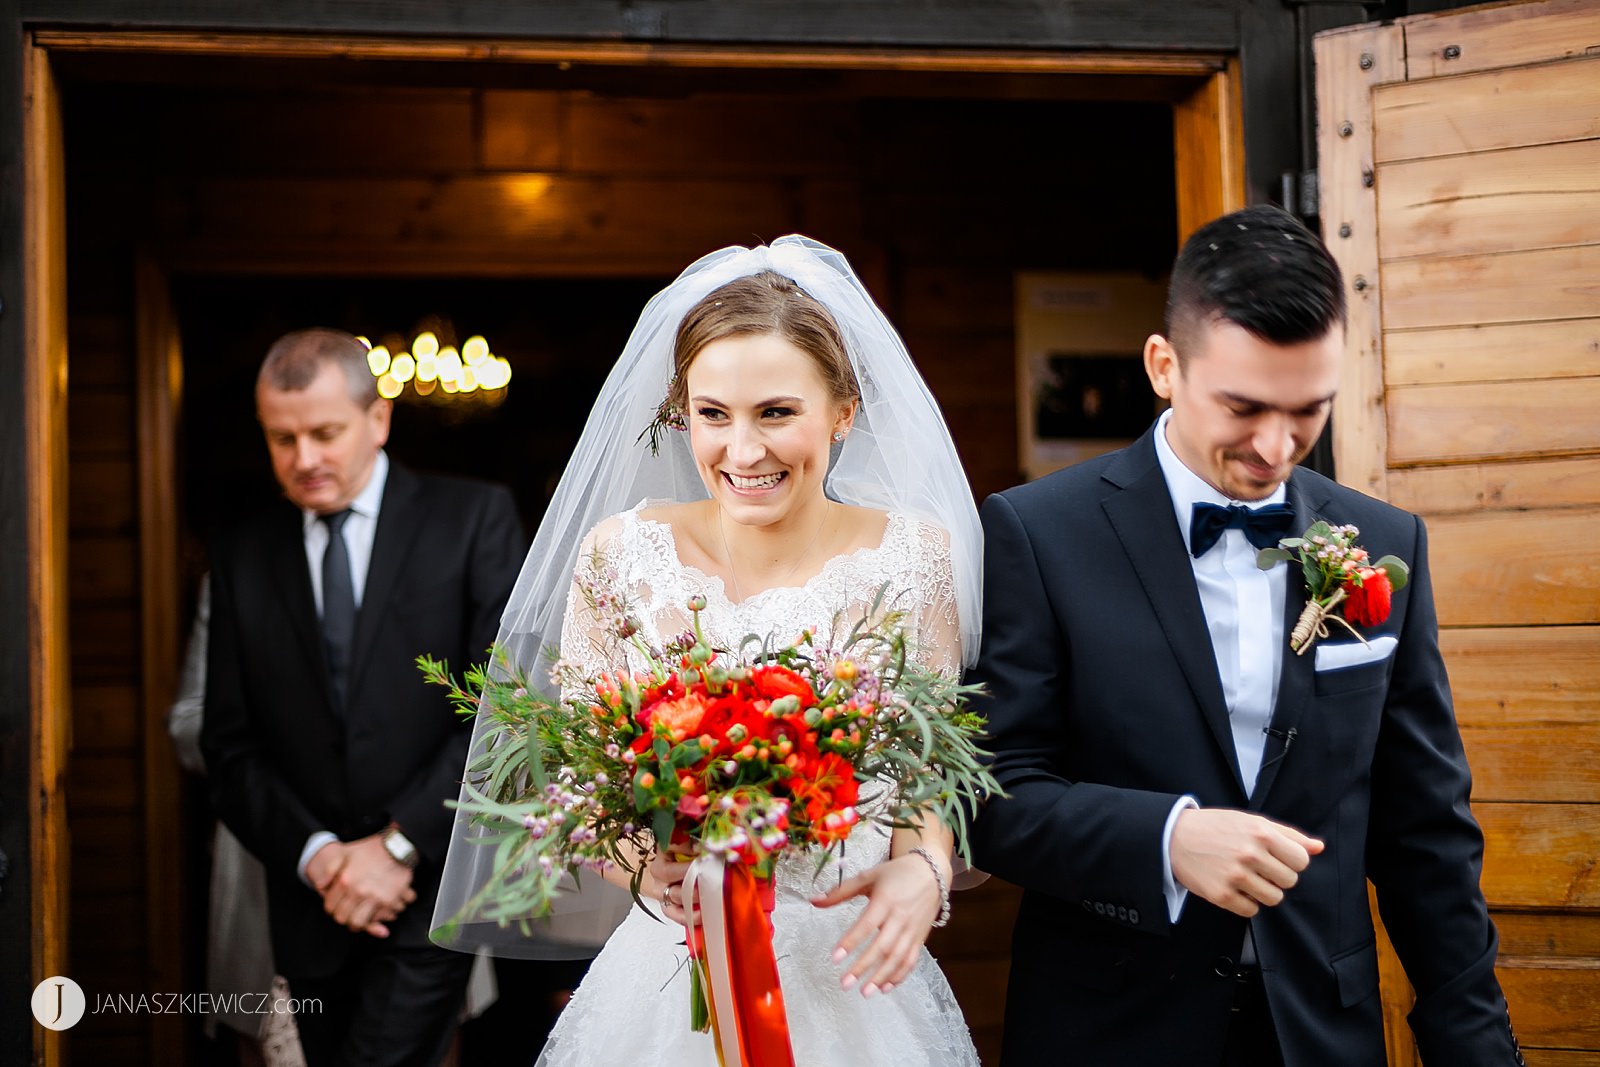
(649, 691, 712, 741)
(750, 665, 817, 708)
(1342, 567, 1393, 628)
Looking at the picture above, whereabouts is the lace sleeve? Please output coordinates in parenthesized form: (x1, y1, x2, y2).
(908, 519, 962, 679)
(556, 515, 628, 683)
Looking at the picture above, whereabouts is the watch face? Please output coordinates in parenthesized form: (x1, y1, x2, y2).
(384, 831, 416, 865)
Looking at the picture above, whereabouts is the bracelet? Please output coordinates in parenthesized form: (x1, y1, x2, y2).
(908, 846, 952, 928)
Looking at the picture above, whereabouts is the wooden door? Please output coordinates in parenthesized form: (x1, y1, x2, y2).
(1316, 1, 1600, 1063)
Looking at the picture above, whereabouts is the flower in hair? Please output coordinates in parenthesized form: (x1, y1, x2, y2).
(637, 393, 687, 456)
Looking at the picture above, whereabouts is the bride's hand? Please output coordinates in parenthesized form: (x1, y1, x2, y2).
(811, 852, 945, 997)
(646, 850, 695, 928)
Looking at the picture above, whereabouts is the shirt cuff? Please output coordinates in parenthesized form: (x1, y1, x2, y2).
(298, 831, 339, 886)
(1161, 795, 1200, 923)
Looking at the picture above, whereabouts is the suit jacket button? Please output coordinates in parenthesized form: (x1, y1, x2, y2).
(1081, 899, 1094, 911)
(1094, 902, 1107, 916)
(1116, 906, 1128, 921)
(1128, 908, 1140, 924)
(1213, 956, 1235, 977)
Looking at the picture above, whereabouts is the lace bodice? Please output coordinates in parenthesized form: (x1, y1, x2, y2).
(559, 502, 962, 682)
(537, 506, 979, 1067)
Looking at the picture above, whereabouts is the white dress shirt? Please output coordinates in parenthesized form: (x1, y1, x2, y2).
(1152, 410, 1288, 929)
(297, 451, 389, 883)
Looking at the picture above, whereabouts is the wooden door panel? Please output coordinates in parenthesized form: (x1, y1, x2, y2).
(1317, 6, 1600, 1063)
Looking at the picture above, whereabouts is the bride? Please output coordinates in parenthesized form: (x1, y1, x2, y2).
(434, 236, 985, 1066)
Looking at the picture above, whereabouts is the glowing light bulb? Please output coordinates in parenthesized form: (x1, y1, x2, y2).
(462, 336, 490, 365)
(413, 331, 440, 359)
(415, 354, 438, 382)
(366, 345, 391, 377)
(414, 377, 437, 396)
(459, 366, 479, 393)
(376, 373, 403, 399)
(390, 353, 417, 384)
(437, 347, 462, 383)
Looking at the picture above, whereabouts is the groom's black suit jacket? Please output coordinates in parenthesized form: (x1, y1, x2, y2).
(201, 462, 525, 978)
(968, 427, 1518, 1065)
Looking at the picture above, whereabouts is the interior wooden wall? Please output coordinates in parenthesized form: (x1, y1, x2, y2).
(57, 66, 1177, 1065)
(1319, 3, 1600, 1062)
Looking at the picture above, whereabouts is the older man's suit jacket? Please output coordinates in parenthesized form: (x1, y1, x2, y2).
(968, 426, 1519, 1065)
(201, 462, 525, 977)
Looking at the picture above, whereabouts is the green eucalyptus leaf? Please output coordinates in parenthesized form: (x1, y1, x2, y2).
(1256, 547, 1293, 570)
(1373, 554, 1410, 592)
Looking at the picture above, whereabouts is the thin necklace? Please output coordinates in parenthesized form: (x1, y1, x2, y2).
(717, 501, 832, 604)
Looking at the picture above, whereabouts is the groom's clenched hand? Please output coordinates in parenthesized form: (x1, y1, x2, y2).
(1170, 808, 1324, 917)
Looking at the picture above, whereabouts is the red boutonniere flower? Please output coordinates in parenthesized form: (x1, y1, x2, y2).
(1256, 521, 1410, 655)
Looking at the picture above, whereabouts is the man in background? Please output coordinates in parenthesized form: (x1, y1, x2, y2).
(202, 328, 525, 1066)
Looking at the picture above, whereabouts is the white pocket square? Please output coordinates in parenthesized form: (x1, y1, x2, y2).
(1314, 634, 1398, 672)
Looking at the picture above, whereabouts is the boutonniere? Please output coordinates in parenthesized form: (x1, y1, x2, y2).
(1256, 521, 1410, 655)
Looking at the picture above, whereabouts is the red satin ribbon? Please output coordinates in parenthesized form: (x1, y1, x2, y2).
(686, 858, 796, 1067)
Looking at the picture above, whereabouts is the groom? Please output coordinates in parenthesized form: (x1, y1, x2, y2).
(968, 206, 1520, 1065)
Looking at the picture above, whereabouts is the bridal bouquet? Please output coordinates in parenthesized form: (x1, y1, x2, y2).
(420, 571, 997, 1061)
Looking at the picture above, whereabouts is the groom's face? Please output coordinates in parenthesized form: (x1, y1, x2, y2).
(1145, 317, 1342, 501)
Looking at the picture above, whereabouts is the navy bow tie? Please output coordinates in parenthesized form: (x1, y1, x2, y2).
(1189, 502, 1295, 557)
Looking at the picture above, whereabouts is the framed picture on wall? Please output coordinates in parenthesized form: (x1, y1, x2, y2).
(1032, 352, 1155, 440)
(1015, 272, 1167, 480)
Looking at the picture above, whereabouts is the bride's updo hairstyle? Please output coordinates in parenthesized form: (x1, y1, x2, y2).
(667, 270, 862, 415)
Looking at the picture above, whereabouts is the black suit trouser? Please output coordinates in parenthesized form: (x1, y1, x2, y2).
(287, 938, 472, 1067)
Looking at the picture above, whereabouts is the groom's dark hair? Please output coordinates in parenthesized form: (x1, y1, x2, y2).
(1164, 204, 1346, 370)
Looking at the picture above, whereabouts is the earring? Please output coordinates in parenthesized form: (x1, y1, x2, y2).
(831, 430, 846, 444)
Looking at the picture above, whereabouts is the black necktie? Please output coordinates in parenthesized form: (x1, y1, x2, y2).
(320, 509, 356, 708)
(1189, 502, 1295, 558)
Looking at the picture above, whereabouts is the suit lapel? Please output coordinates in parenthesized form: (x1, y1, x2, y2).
(1251, 471, 1333, 808)
(347, 463, 424, 694)
(267, 504, 328, 677)
(1101, 433, 1246, 795)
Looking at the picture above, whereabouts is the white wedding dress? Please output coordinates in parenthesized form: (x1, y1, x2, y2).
(533, 504, 980, 1067)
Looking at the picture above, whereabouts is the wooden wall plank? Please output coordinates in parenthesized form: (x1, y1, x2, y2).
(1389, 458, 1600, 515)
(1377, 139, 1600, 261)
(1384, 319, 1600, 387)
(566, 95, 861, 176)
(1382, 245, 1600, 331)
(67, 456, 137, 533)
(1373, 57, 1600, 163)
(67, 753, 141, 812)
(478, 90, 565, 171)
(1429, 508, 1600, 626)
(1386, 378, 1600, 465)
(1521, 1051, 1600, 1067)
(1464, 726, 1600, 803)
(1315, 21, 1404, 499)
(67, 389, 135, 455)
(1494, 911, 1600, 958)
(1478, 802, 1600, 908)
(81, 87, 479, 177)
(68, 534, 137, 602)
(1403, 0, 1600, 79)
(1498, 958, 1600, 1049)
(73, 684, 141, 751)
(1444, 627, 1600, 724)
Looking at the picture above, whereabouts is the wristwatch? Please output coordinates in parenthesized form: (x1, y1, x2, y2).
(381, 824, 419, 869)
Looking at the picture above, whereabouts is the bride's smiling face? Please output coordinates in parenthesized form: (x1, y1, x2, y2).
(685, 332, 853, 531)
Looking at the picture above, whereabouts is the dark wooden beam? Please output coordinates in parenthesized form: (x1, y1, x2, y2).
(20, 0, 1241, 51)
